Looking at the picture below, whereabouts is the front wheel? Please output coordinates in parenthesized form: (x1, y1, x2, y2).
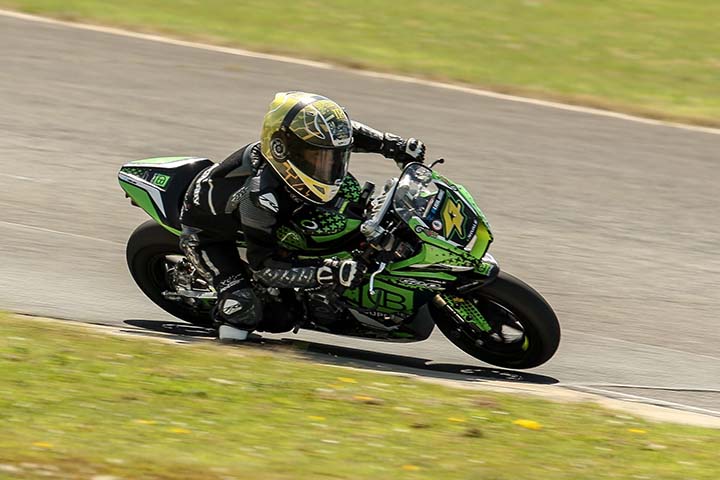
(431, 271, 560, 369)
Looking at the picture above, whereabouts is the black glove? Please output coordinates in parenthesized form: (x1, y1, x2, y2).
(316, 258, 365, 288)
(382, 133, 426, 168)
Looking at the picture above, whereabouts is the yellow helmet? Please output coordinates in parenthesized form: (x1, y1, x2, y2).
(261, 92, 353, 204)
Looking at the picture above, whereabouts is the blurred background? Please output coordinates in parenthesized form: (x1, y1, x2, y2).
(1, 0, 718, 442)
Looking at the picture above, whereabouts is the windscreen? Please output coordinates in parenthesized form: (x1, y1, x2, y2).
(392, 163, 440, 225)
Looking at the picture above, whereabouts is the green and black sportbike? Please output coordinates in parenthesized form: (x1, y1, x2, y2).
(118, 157, 560, 369)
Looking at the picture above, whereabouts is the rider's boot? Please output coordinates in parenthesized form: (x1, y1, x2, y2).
(213, 275, 261, 343)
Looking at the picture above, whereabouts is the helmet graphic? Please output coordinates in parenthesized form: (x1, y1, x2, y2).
(261, 92, 353, 204)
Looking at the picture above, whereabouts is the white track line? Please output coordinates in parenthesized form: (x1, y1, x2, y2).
(2, 8, 719, 137)
(566, 385, 720, 417)
(0, 220, 124, 246)
(566, 384, 720, 394)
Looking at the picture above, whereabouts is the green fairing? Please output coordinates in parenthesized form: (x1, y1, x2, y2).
(396, 199, 492, 273)
(342, 278, 417, 314)
(401, 219, 466, 260)
(342, 284, 361, 303)
(119, 181, 180, 236)
(386, 270, 456, 281)
(389, 240, 494, 277)
(340, 268, 455, 314)
(454, 184, 493, 257)
(455, 184, 491, 233)
(431, 171, 493, 246)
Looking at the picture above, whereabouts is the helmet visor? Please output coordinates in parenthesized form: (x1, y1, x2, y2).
(290, 146, 350, 185)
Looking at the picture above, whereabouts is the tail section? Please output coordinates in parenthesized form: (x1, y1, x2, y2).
(118, 156, 213, 235)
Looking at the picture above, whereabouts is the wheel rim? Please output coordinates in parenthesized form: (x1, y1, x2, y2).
(147, 254, 177, 294)
(146, 253, 214, 315)
(453, 295, 532, 359)
(479, 298, 529, 351)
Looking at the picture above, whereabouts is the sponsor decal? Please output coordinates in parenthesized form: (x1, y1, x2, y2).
(258, 193, 279, 213)
(300, 220, 319, 231)
(441, 198, 465, 239)
(475, 262, 494, 276)
(429, 190, 445, 217)
(415, 225, 439, 238)
(222, 299, 244, 315)
(361, 287, 410, 311)
(359, 310, 389, 318)
(467, 218, 479, 240)
(193, 164, 219, 206)
(394, 278, 445, 290)
(151, 173, 171, 188)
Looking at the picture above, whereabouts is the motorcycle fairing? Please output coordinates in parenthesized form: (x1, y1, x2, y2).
(407, 176, 493, 260)
(118, 157, 213, 234)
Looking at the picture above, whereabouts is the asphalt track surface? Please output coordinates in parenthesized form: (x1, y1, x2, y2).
(1, 14, 719, 415)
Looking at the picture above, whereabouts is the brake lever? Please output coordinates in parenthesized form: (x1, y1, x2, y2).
(368, 262, 387, 296)
(429, 158, 445, 168)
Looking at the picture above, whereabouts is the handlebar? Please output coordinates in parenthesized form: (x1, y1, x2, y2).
(360, 178, 398, 246)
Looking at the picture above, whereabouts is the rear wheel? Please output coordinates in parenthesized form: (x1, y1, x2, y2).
(431, 271, 560, 369)
(126, 220, 214, 327)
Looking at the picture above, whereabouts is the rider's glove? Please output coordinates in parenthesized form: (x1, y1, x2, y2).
(317, 258, 365, 288)
(382, 133, 426, 169)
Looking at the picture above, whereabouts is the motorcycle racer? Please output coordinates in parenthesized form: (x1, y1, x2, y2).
(179, 91, 425, 341)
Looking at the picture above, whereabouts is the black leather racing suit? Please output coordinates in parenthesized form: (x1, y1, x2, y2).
(179, 121, 421, 331)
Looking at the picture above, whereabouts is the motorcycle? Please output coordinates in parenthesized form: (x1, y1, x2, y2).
(118, 156, 560, 369)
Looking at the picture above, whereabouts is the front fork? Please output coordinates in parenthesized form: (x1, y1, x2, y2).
(431, 252, 500, 333)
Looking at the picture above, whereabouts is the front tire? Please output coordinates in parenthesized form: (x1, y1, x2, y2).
(432, 271, 560, 369)
(126, 220, 213, 327)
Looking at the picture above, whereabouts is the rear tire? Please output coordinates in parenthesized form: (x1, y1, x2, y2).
(432, 271, 560, 369)
(126, 220, 213, 327)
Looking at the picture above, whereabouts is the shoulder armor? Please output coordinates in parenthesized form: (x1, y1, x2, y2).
(247, 166, 282, 214)
(226, 141, 261, 178)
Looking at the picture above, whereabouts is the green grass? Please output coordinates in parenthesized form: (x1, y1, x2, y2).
(1, 314, 719, 479)
(2, 0, 720, 125)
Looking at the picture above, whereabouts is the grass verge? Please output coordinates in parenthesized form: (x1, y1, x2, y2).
(1, 313, 719, 479)
(2, 0, 719, 126)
